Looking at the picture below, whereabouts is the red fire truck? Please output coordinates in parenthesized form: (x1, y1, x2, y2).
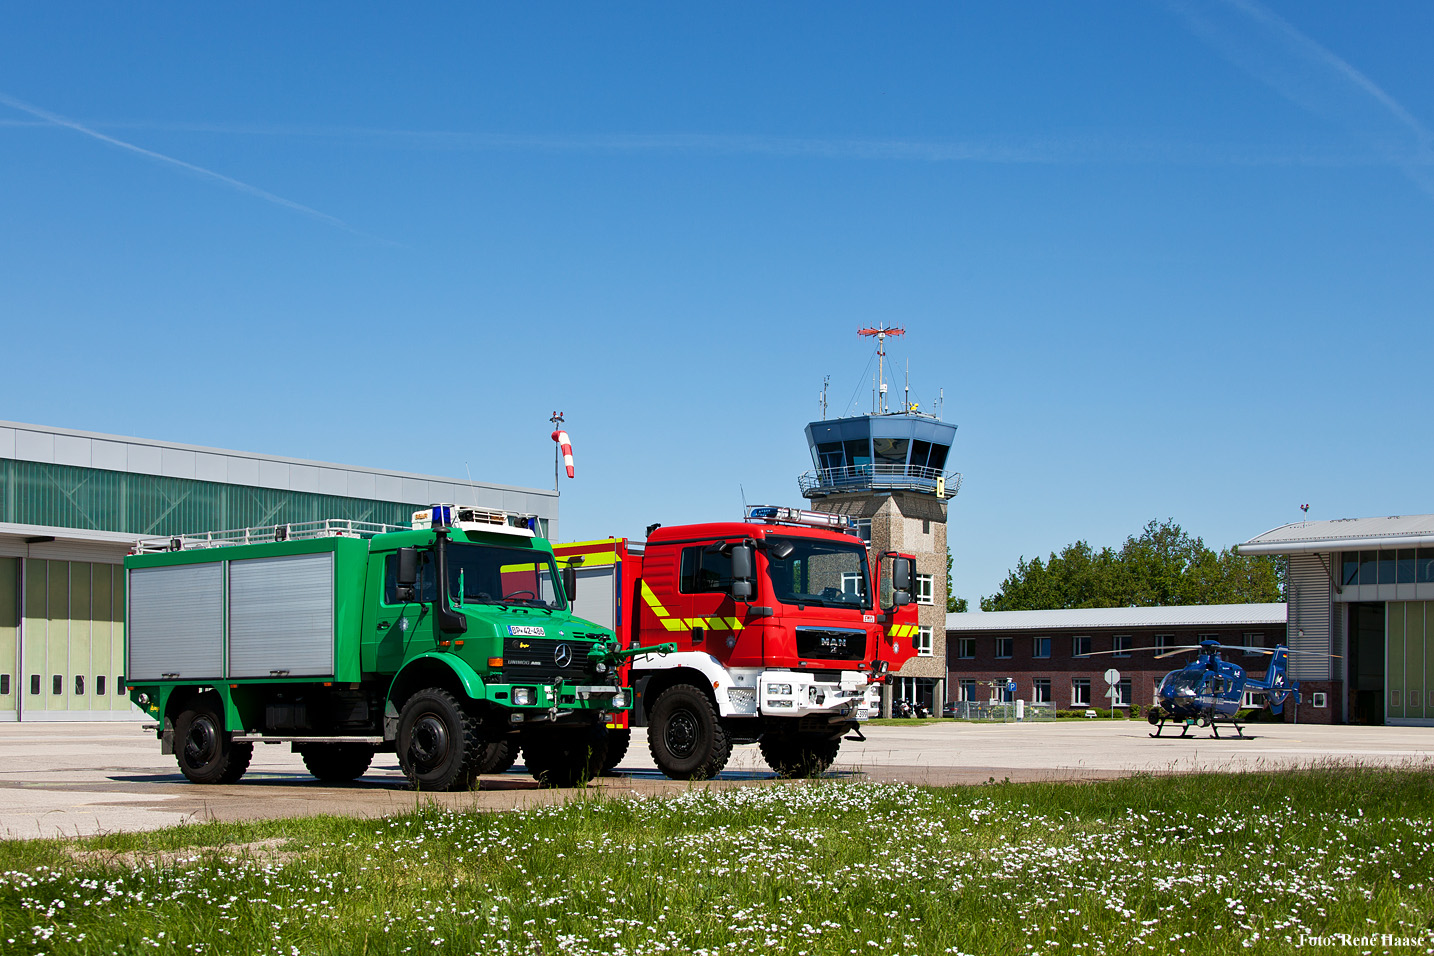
(554, 506, 919, 779)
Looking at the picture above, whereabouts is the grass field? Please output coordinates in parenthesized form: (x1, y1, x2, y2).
(2, 767, 1432, 955)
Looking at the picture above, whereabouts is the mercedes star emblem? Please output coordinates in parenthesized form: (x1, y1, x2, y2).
(554, 643, 572, 668)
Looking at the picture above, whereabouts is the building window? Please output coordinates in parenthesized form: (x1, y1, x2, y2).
(1033, 637, 1051, 658)
(915, 574, 934, 605)
(841, 572, 865, 599)
(1312, 692, 1328, 708)
(995, 637, 1013, 659)
(117, 676, 126, 693)
(1243, 632, 1264, 656)
(1113, 635, 1131, 657)
(855, 519, 871, 543)
(1198, 633, 1219, 645)
(30, 675, 40, 696)
(52, 675, 62, 696)
(922, 518, 930, 535)
(1073, 636, 1091, 658)
(1154, 634, 1173, 653)
(958, 637, 976, 659)
(1071, 679, 1091, 706)
(0, 675, 8, 696)
(959, 679, 978, 701)
(1032, 678, 1051, 703)
(916, 626, 933, 657)
(74, 675, 84, 696)
(1115, 679, 1131, 706)
(96, 676, 106, 696)
(1242, 689, 1261, 708)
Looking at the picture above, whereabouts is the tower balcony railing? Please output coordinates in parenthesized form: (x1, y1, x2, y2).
(798, 464, 963, 499)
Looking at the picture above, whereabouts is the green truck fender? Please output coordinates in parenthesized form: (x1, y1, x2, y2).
(384, 652, 488, 738)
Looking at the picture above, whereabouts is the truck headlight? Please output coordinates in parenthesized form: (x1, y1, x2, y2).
(594, 661, 608, 674)
(611, 691, 628, 709)
(768, 683, 793, 696)
(513, 687, 536, 706)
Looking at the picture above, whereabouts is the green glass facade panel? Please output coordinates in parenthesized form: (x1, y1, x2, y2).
(0, 460, 426, 536)
(1387, 603, 1406, 719)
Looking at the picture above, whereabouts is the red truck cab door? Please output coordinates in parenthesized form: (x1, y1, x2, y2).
(639, 542, 755, 666)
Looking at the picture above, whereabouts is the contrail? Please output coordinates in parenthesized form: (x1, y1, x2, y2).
(0, 92, 391, 240)
(1, 116, 1401, 168)
(1163, 0, 1434, 197)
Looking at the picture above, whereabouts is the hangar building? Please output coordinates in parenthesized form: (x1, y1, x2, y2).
(0, 421, 556, 722)
(1238, 514, 1434, 727)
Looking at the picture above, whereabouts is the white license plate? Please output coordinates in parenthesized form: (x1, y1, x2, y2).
(507, 625, 547, 637)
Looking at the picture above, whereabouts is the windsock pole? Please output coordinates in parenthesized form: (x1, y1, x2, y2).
(549, 411, 572, 491)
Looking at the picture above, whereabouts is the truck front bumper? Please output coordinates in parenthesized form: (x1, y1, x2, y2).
(756, 671, 879, 721)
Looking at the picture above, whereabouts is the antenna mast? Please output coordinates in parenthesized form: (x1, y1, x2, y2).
(820, 375, 829, 419)
(857, 325, 905, 414)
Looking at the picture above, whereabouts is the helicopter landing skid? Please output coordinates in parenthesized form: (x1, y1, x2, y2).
(1149, 718, 1245, 739)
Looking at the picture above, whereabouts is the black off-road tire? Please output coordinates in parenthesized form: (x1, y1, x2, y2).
(759, 732, 841, 779)
(522, 725, 608, 788)
(600, 728, 632, 775)
(476, 738, 517, 775)
(647, 684, 731, 780)
(396, 688, 482, 791)
(174, 701, 252, 785)
(300, 744, 374, 782)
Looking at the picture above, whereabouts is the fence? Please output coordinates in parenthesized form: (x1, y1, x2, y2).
(943, 701, 1058, 722)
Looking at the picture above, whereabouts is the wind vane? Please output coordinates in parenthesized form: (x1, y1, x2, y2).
(857, 325, 904, 414)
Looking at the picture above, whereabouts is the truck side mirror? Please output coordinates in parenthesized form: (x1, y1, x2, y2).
(892, 556, 913, 607)
(395, 547, 418, 601)
(881, 554, 913, 611)
(730, 543, 755, 602)
(562, 566, 578, 602)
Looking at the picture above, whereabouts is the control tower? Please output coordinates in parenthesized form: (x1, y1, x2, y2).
(799, 328, 962, 716)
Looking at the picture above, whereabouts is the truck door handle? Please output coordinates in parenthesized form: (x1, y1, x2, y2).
(376, 621, 390, 630)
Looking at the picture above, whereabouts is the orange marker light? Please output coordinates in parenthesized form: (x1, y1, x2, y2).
(438, 640, 451, 648)
(488, 658, 504, 668)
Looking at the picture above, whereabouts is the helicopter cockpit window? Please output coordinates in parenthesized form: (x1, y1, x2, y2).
(1164, 674, 1201, 698)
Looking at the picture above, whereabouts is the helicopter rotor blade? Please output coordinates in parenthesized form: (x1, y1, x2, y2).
(1154, 646, 1205, 659)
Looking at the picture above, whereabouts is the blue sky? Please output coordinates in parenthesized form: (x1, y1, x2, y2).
(2, 2, 1431, 605)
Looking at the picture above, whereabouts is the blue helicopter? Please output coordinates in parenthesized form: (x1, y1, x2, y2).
(1089, 639, 1312, 738)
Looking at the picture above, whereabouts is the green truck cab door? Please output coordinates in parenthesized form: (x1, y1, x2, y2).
(369, 549, 435, 674)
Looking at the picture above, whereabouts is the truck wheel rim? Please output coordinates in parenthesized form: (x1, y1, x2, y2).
(665, 709, 698, 758)
(410, 714, 450, 767)
(184, 716, 219, 766)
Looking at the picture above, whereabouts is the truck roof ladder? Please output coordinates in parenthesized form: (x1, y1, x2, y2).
(133, 518, 408, 554)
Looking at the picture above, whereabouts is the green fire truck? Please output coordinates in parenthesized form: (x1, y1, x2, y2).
(125, 505, 668, 790)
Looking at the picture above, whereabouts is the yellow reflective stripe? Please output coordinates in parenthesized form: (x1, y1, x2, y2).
(707, 617, 728, 630)
(726, 617, 745, 631)
(661, 618, 686, 632)
(641, 581, 669, 617)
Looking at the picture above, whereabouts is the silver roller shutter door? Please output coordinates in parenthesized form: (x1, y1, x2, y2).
(228, 553, 335, 678)
(128, 563, 225, 681)
(571, 566, 616, 630)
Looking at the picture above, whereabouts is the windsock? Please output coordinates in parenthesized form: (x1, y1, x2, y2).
(551, 430, 575, 478)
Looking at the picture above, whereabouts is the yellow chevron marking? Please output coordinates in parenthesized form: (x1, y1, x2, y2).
(707, 617, 728, 630)
(661, 618, 686, 632)
(726, 617, 745, 631)
(641, 581, 669, 617)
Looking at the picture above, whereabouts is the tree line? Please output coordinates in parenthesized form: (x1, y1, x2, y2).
(948, 519, 1284, 613)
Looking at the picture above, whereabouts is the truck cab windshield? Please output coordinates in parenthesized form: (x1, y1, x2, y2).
(763, 536, 871, 610)
(388, 544, 567, 610)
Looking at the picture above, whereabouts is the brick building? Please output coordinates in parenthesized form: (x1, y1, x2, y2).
(945, 604, 1289, 716)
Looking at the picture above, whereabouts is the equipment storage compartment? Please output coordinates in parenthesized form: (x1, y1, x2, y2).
(228, 552, 335, 678)
(127, 563, 225, 681)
